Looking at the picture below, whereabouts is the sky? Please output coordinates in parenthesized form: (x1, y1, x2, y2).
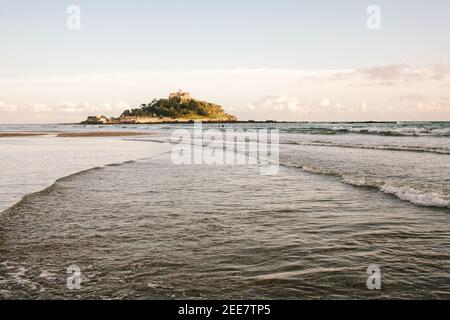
(1, 0, 450, 123)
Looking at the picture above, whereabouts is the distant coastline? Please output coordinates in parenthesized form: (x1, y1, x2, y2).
(79, 119, 415, 125)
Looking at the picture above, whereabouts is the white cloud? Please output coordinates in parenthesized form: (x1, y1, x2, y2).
(116, 101, 131, 110)
(50, 102, 124, 114)
(0, 101, 18, 112)
(247, 95, 377, 120)
(32, 103, 51, 113)
(248, 95, 300, 113)
(248, 95, 331, 117)
(361, 102, 368, 113)
(319, 98, 331, 107)
(1, 65, 450, 122)
(99, 103, 112, 111)
(415, 101, 450, 112)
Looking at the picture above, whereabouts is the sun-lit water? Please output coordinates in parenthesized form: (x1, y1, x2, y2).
(0, 122, 449, 299)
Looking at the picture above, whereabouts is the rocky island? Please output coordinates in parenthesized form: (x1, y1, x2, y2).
(82, 90, 237, 124)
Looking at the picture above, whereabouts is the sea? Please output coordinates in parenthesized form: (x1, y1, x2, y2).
(0, 121, 449, 299)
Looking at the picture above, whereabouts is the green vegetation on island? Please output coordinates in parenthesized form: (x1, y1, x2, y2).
(82, 91, 237, 124)
(121, 98, 234, 120)
(120, 91, 237, 122)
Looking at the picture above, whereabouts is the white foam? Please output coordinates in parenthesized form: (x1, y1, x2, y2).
(39, 270, 56, 279)
(299, 165, 449, 209)
(381, 184, 450, 208)
(302, 165, 334, 175)
(341, 175, 381, 188)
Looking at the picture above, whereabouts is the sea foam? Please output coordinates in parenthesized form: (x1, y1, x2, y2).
(381, 184, 449, 208)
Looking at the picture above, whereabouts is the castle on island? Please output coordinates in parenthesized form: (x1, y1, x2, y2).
(169, 89, 192, 102)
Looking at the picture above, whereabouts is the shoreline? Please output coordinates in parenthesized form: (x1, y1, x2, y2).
(0, 132, 56, 137)
(0, 132, 154, 138)
(56, 132, 153, 138)
(77, 120, 450, 125)
(1, 121, 448, 127)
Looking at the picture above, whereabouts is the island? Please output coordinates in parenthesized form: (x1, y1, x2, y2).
(81, 90, 237, 124)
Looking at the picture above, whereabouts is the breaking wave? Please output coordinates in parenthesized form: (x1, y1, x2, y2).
(0, 159, 140, 216)
(341, 127, 450, 137)
(282, 140, 450, 155)
(380, 184, 450, 208)
(289, 164, 450, 209)
(282, 124, 450, 137)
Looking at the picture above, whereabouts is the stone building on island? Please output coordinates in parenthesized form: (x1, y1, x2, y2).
(169, 89, 192, 102)
(82, 115, 110, 124)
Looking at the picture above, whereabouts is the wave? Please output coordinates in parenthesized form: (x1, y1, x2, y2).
(282, 140, 450, 155)
(300, 165, 336, 176)
(0, 166, 104, 216)
(0, 147, 178, 216)
(341, 175, 382, 188)
(380, 184, 450, 208)
(283, 126, 450, 137)
(343, 127, 445, 137)
(0, 159, 140, 216)
(350, 125, 450, 137)
(290, 165, 449, 209)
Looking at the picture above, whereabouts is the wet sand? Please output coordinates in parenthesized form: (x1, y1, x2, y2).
(56, 132, 152, 137)
(0, 132, 53, 137)
(0, 132, 152, 138)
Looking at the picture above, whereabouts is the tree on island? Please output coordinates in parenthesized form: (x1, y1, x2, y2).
(120, 96, 236, 121)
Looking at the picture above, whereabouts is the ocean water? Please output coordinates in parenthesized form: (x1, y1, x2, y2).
(0, 122, 449, 299)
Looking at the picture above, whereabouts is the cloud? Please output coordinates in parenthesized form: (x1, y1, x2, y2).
(248, 95, 301, 113)
(32, 103, 51, 113)
(99, 103, 112, 111)
(58, 102, 79, 113)
(1, 65, 450, 122)
(0, 101, 18, 112)
(396, 93, 427, 101)
(246, 95, 376, 121)
(320, 64, 450, 86)
(247, 103, 256, 111)
(429, 64, 450, 80)
(356, 64, 414, 81)
(44, 101, 127, 114)
(356, 64, 450, 83)
(416, 101, 450, 112)
(0, 101, 129, 119)
(116, 101, 131, 110)
(249, 95, 349, 116)
(319, 98, 331, 107)
(361, 102, 368, 113)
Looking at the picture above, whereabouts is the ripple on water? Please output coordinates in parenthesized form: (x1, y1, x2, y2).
(0, 154, 449, 299)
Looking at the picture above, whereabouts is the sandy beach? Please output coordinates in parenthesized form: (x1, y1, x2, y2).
(0, 132, 153, 138)
(0, 132, 54, 137)
(56, 132, 153, 138)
